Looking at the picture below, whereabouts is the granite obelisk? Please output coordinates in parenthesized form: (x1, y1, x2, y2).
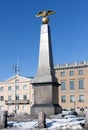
(31, 10, 61, 115)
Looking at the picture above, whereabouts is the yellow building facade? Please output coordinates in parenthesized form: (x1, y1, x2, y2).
(55, 61, 88, 111)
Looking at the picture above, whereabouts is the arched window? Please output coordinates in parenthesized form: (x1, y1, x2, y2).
(23, 94, 27, 100)
(8, 86, 12, 91)
(16, 95, 19, 100)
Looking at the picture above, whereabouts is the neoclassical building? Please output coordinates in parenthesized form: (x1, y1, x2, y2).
(0, 75, 33, 114)
(55, 61, 88, 111)
(0, 61, 88, 114)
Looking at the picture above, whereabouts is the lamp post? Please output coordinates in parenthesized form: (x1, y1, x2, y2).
(12, 65, 18, 114)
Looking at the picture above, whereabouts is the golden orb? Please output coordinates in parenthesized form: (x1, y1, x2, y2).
(42, 17, 49, 24)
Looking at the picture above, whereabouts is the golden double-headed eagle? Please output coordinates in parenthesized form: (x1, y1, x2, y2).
(36, 10, 56, 24)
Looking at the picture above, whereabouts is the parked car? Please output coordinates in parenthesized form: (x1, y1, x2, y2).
(68, 111, 78, 116)
(62, 110, 78, 117)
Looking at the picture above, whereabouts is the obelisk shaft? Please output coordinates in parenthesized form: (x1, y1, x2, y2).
(33, 24, 56, 83)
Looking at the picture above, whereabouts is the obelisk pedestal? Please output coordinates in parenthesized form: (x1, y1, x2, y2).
(31, 24, 61, 116)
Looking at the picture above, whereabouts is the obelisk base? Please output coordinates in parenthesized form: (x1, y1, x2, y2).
(30, 82, 62, 116)
(31, 104, 61, 116)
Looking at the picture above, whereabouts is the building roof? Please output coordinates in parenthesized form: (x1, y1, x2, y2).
(54, 61, 88, 70)
(0, 74, 32, 84)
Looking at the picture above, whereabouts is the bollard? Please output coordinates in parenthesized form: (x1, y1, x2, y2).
(85, 109, 88, 128)
(38, 112, 46, 128)
(0, 111, 8, 129)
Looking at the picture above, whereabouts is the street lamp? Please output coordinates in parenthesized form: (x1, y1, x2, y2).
(12, 65, 18, 114)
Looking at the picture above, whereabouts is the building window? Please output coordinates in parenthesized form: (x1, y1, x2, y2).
(69, 71, 74, 76)
(60, 71, 65, 77)
(78, 70, 83, 75)
(23, 94, 27, 100)
(0, 96, 4, 101)
(70, 95, 75, 102)
(23, 85, 28, 90)
(70, 81, 74, 90)
(8, 86, 12, 91)
(61, 81, 66, 90)
(16, 85, 19, 90)
(79, 95, 84, 102)
(79, 79, 84, 89)
(16, 95, 19, 100)
(8, 105, 12, 110)
(0, 87, 4, 91)
(16, 105, 19, 110)
(61, 95, 66, 102)
(8, 95, 11, 101)
(23, 104, 28, 110)
(0, 106, 4, 110)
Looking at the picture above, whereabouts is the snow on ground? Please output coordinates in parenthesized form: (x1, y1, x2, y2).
(7, 115, 85, 129)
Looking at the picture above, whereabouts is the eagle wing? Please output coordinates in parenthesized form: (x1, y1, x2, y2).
(47, 10, 56, 16)
(36, 11, 43, 17)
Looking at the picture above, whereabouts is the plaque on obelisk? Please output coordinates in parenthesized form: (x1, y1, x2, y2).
(31, 10, 62, 115)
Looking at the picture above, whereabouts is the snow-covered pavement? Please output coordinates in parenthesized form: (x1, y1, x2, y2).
(7, 115, 85, 130)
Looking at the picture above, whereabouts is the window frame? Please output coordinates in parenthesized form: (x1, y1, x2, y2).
(70, 95, 75, 102)
(70, 80, 75, 90)
(61, 81, 66, 90)
(79, 79, 84, 89)
(8, 86, 12, 91)
(78, 70, 83, 75)
(8, 95, 11, 101)
(23, 104, 28, 110)
(61, 95, 66, 103)
(69, 71, 74, 76)
(79, 95, 84, 102)
(16, 104, 19, 110)
(23, 94, 27, 100)
(16, 95, 19, 100)
(60, 71, 65, 77)
(0, 96, 4, 101)
(0, 87, 4, 91)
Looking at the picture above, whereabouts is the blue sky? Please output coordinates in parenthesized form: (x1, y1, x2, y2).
(0, 0, 88, 80)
